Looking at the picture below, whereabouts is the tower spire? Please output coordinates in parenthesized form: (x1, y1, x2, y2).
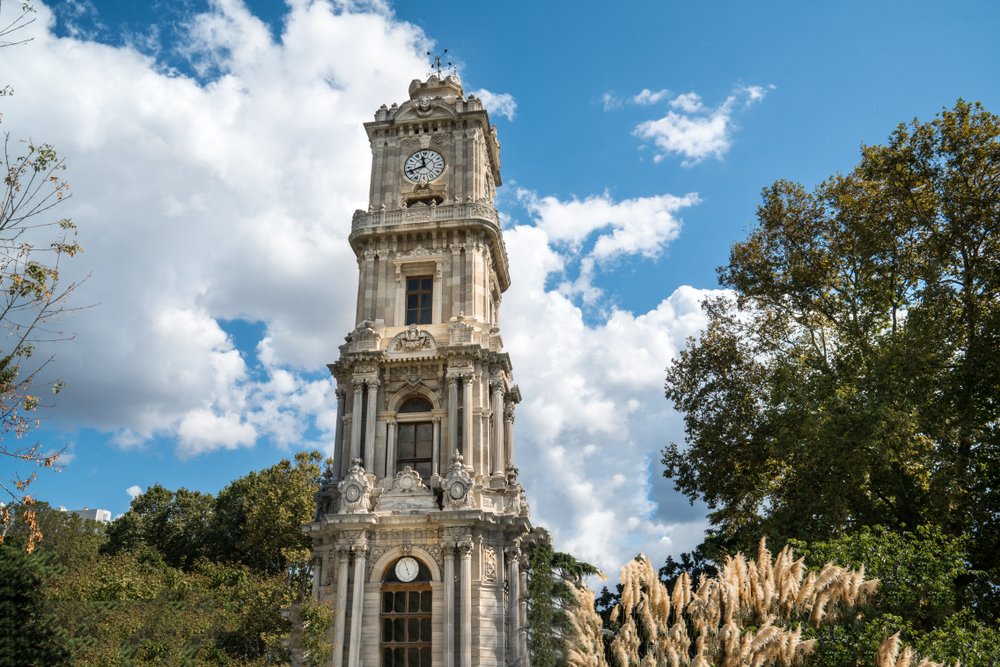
(426, 48, 454, 78)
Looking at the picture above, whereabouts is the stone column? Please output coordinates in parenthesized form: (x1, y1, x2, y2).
(451, 247, 462, 318)
(385, 420, 397, 478)
(443, 545, 455, 667)
(505, 408, 514, 469)
(459, 539, 473, 667)
(334, 390, 345, 475)
(333, 546, 351, 667)
(448, 377, 458, 459)
(364, 379, 379, 471)
(462, 375, 474, 469)
(348, 538, 368, 667)
(350, 379, 364, 462)
(432, 416, 441, 476)
(507, 548, 520, 667)
(491, 382, 505, 478)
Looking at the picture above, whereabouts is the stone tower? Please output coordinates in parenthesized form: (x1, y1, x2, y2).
(306, 73, 532, 667)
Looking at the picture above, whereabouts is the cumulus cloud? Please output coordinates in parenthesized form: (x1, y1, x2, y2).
(503, 219, 720, 571)
(126, 485, 143, 499)
(2, 0, 428, 455)
(633, 88, 670, 105)
(469, 88, 517, 120)
(4, 1, 718, 570)
(516, 189, 698, 302)
(634, 84, 774, 166)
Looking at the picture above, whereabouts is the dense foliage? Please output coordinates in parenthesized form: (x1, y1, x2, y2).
(0, 452, 331, 666)
(524, 528, 603, 667)
(661, 100, 1000, 664)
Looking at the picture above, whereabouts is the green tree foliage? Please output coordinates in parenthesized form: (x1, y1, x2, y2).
(790, 526, 1000, 667)
(6, 454, 331, 666)
(662, 100, 1000, 664)
(210, 450, 322, 576)
(525, 528, 602, 667)
(0, 541, 72, 666)
(103, 450, 323, 578)
(663, 99, 1000, 582)
(103, 484, 214, 569)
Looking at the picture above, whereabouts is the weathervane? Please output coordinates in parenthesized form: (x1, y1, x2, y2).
(427, 48, 454, 78)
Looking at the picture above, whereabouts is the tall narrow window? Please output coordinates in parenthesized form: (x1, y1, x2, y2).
(382, 559, 432, 667)
(397, 422, 433, 479)
(405, 276, 433, 325)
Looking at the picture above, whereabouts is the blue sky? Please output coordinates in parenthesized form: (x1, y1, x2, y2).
(3, 0, 998, 571)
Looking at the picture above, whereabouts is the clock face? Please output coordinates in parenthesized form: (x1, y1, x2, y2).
(404, 150, 445, 183)
(449, 482, 466, 500)
(395, 556, 420, 582)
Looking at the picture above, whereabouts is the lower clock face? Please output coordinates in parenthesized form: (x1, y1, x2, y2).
(404, 150, 445, 183)
(395, 556, 420, 582)
(345, 485, 361, 502)
(449, 483, 466, 500)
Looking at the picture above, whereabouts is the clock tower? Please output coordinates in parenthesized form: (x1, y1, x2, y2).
(306, 73, 532, 667)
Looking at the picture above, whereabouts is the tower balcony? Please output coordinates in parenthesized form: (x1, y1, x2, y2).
(350, 201, 511, 291)
(351, 201, 500, 233)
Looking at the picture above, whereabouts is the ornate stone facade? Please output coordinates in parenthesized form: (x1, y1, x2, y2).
(305, 73, 531, 667)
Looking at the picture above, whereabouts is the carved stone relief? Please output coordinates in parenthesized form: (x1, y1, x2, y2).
(483, 546, 498, 582)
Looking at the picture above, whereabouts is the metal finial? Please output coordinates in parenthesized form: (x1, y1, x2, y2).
(426, 48, 452, 77)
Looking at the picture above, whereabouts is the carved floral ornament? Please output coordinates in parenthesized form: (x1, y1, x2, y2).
(390, 324, 434, 353)
(389, 466, 428, 494)
(483, 546, 498, 581)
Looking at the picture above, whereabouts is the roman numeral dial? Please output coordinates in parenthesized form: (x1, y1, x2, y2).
(403, 149, 445, 183)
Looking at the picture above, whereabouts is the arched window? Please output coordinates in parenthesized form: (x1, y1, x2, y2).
(399, 397, 433, 413)
(381, 557, 432, 667)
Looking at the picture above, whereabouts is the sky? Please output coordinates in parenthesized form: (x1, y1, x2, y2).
(2, 0, 998, 575)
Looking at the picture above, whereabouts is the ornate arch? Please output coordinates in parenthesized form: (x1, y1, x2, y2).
(368, 545, 442, 583)
(388, 385, 440, 413)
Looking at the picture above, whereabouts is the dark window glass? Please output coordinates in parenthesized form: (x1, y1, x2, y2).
(397, 422, 433, 479)
(405, 276, 433, 325)
(381, 582, 432, 667)
(399, 397, 433, 413)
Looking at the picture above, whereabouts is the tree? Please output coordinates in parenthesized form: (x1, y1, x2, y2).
(18, 459, 332, 666)
(0, 0, 83, 552)
(102, 484, 214, 569)
(524, 527, 602, 667)
(789, 526, 1000, 667)
(663, 101, 1000, 588)
(210, 450, 323, 576)
(0, 541, 72, 665)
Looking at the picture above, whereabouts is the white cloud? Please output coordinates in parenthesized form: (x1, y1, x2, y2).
(2, 0, 429, 456)
(634, 85, 773, 166)
(469, 88, 517, 121)
(633, 88, 670, 105)
(602, 91, 624, 111)
(503, 217, 721, 571)
(516, 189, 698, 301)
(670, 92, 705, 113)
(126, 485, 143, 499)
